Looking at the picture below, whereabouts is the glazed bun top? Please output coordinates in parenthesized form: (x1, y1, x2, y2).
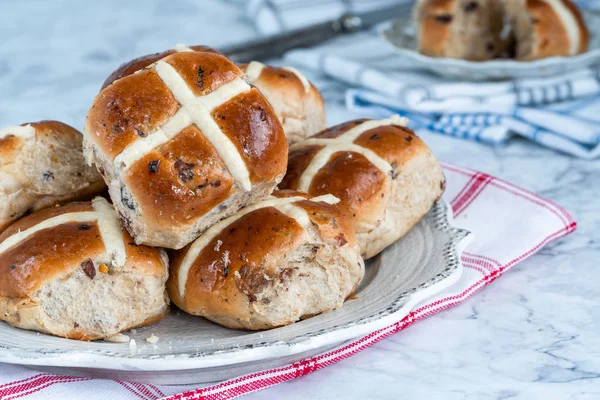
(0, 197, 165, 299)
(101, 44, 221, 90)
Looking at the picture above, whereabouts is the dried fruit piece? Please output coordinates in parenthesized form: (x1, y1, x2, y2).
(435, 14, 453, 23)
(81, 259, 96, 279)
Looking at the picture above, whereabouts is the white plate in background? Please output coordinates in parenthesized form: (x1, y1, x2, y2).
(382, 11, 600, 81)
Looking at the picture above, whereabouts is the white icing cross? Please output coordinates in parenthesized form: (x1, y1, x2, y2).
(244, 61, 265, 83)
(289, 115, 409, 192)
(0, 197, 128, 268)
(283, 67, 311, 93)
(91, 197, 127, 267)
(112, 58, 254, 191)
(172, 44, 194, 53)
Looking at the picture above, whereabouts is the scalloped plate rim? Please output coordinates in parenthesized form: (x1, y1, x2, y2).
(0, 199, 473, 372)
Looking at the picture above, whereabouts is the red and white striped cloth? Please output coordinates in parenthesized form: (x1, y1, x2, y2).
(0, 163, 576, 400)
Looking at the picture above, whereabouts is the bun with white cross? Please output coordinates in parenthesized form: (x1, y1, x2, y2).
(0, 197, 169, 340)
(0, 120, 106, 233)
(84, 49, 289, 249)
(240, 61, 326, 144)
(167, 191, 364, 330)
(280, 116, 446, 260)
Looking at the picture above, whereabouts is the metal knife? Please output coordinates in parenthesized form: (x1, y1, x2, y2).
(222, 2, 414, 63)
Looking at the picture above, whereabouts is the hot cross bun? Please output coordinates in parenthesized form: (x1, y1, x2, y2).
(0, 197, 169, 340)
(0, 120, 106, 232)
(167, 191, 364, 330)
(280, 116, 445, 259)
(84, 49, 288, 249)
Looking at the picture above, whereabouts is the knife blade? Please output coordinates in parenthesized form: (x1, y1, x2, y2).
(222, 2, 414, 63)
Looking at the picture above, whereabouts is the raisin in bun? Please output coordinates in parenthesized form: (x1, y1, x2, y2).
(505, 0, 588, 60)
(0, 197, 169, 340)
(84, 49, 288, 249)
(240, 61, 326, 144)
(413, 0, 506, 60)
(280, 116, 445, 260)
(167, 191, 364, 330)
(0, 121, 106, 232)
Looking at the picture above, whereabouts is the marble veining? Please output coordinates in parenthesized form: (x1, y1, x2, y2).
(0, 0, 598, 398)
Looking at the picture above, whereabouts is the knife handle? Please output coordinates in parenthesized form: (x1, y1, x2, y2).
(223, 14, 363, 63)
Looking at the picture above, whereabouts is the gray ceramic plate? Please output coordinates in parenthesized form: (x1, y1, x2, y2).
(0, 199, 472, 385)
(382, 11, 600, 81)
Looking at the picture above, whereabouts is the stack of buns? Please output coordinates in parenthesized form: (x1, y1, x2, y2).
(413, 0, 589, 61)
(0, 45, 444, 339)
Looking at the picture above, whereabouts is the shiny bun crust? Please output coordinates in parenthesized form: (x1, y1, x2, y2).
(101, 46, 325, 145)
(101, 45, 221, 90)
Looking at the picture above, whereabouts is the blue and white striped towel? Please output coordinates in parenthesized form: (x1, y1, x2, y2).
(246, 0, 600, 158)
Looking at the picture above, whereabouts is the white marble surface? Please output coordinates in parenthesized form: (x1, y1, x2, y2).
(1, 0, 599, 398)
